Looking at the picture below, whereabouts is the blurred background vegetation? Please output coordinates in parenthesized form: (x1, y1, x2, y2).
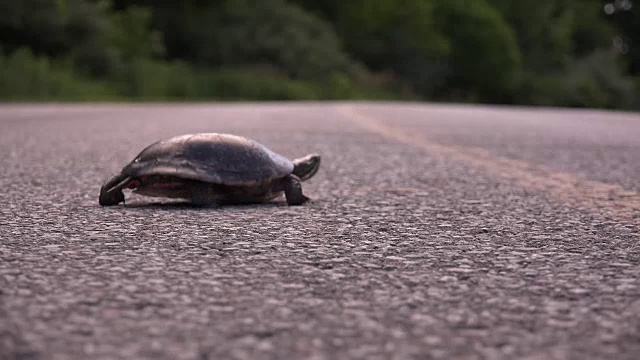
(0, 0, 638, 109)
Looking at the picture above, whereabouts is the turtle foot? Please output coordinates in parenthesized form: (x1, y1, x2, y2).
(99, 189, 125, 206)
(98, 172, 130, 206)
(283, 175, 309, 205)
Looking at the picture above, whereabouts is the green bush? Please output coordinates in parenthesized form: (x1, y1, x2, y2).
(119, 59, 172, 99)
(2, 1, 634, 107)
(524, 50, 635, 109)
(198, 67, 321, 101)
(433, 0, 522, 103)
(198, 0, 361, 80)
(0, 48, 118, 101)
(117, 60, 326, 101)
(292, 0, 450, 98)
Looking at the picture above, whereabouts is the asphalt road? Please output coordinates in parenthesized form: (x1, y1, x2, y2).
(1, 102, 639, 360)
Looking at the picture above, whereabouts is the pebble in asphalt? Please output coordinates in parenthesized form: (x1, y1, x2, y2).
(0, 103, 639, 359)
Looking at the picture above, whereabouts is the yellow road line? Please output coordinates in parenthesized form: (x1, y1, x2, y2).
(338, 105, 640, 229)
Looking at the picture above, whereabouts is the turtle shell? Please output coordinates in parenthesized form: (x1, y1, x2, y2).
(121, 133, 294, 185)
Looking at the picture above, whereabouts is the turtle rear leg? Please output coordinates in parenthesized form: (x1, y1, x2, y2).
(99, 172, 131, 206)
(283, 175, 309, 206)
(292, 154, 321, 181)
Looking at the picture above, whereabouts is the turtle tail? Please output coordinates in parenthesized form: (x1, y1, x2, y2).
(99, 172, 131, 206)
(292, 154, 321, 181)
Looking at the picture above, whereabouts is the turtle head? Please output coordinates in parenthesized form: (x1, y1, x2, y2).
(292, 154, 321, 181)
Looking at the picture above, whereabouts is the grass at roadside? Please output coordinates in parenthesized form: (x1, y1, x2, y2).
(0, 49, 404, 103)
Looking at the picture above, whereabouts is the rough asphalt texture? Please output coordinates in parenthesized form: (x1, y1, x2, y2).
(0, 103, 638, 360)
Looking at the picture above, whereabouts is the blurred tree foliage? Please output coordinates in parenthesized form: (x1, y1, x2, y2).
(0, 0, 637, 108)
(432, 0, 522, 102)
(291, 0, 450, 93)
(112, 0, 358, 79)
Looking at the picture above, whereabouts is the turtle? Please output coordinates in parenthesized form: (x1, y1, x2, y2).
(98, 133, 321, 207)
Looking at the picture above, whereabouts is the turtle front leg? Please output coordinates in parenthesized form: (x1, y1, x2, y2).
(99, 172, 131, 206)
(283, 175, 309, 206)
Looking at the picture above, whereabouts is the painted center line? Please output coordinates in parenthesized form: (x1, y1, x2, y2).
(337, 105, 640, 230)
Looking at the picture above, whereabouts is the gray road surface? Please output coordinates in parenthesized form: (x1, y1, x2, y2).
(1, 102, 639, 360)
